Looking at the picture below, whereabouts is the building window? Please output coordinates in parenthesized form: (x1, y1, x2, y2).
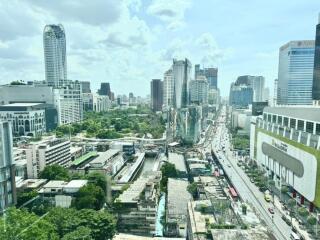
(316, 124, 320, 135)
(267, 114, 271, 122)
(290, 118, 296, 129)
(284, 117, 289, 127)
(277, 116, 282, 125)
(263, 113, 267, 121)
(297, 120, 304, 131)
(272, 115, 277, 123)
(306, 122, 314, 134)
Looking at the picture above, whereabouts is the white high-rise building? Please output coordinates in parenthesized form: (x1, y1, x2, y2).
(189, 76, 209, 104)
(163, 69, 174, 109)
(277, 40, 315, 105)
(43, 24, 67, 87)
(0, 121, 16, 211)
(251, 76, 265, 102)
(54, 81, 83, 125)
(172, 59, 192, 109)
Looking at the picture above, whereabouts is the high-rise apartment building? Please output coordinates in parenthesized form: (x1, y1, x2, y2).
(173, 59, 191, 109)
(43, 24, 67, 87)
(163, 69, 174, 109)
(313, 15, 320, 103)
(150, 79, 163, 112)
(194, 64, 218, 89)
(0, 122, 16, 211)
(189, 76, 209, 104)
(54, 81, 83, 125)
(277, 40, 315, 105)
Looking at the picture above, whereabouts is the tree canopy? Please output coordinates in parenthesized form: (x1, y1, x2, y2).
(73, 184, 105, 210)
(39, 164, 70, 181)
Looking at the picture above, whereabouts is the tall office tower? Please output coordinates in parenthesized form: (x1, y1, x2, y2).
(163, 69, 174, 109)
(313, 14, 320, 104)
(229, 82, 253, 108)
(43, 24, 67, 87)
(194, 64, 218, 89)
(98, 83, 111, 99)
(277, 40, 315, 105)
(0, 121, 16, 211)
(189, 76, 209, 104)
(172, 58, 192, 109)
(236, 75, 265, 102)
(80, 81, 91, 93)
(150, 79, 163, 112)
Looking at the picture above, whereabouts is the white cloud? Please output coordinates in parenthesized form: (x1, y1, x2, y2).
(147, 0, 192, 30)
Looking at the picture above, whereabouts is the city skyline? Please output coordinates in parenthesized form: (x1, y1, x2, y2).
(0, 1, 319, 96)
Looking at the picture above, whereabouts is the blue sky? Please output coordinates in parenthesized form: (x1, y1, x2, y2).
(0, 0, 319, 97)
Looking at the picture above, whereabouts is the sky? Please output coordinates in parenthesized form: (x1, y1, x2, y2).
(0, 0, 319, 97)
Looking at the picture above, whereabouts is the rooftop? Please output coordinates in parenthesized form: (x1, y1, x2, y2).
(71, 151, 98, 166)
(42, 180, 67, 189)
(168, 153, 187, 172)
(210, 228, 269, 239)
(167, 178, 191, 219)
(89, 149, 120, 165)
(64, 180, 88, 189)
(264, 106, 320, 123)
(2, 102, 43, 107)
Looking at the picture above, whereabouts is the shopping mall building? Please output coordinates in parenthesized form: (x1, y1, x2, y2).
(250, 106, 320, 211)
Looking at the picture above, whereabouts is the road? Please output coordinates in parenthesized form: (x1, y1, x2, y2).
(208, 107, 292, 240)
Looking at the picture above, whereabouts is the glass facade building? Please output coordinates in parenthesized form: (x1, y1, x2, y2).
(0, 121, 16, 211)
(313, 18, 320, 101)
(173, 59, 191, 109)
(277, 41, 315, 105)
(43, 24, 67, 87)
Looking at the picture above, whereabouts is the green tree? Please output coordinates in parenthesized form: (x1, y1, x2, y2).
(73, 184, 105, 210)
(187, 182, 198, 198)
(45, 207, 116, 240)
(86, 172, 107, 194)
(61, 226, 93, 240)
(39, 164, 70, 181)
(0, 207, 58, 240)
(160, 162, 177, 192)
(17, 190, 38, 206)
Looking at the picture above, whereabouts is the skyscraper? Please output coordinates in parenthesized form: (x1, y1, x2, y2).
(80, 81, 91, 93)
(313, 14, 320, 103)
(235, 75, 265, 102)
(43, 24, 67, 87)
(98, 82, 111, 99)
(189, 76, 209, 104)
(194, 64, 218, 89)
(150, 79, 163, 112)
(0, 121, 16, 211)
(172, 58, 191, 109)
(163, 69, 174, 109)
(277, 40, 315, 105)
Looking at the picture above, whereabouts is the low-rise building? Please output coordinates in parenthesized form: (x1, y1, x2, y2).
(166, 178, 191, 237)
(26, 137, 71, 178)
(0, 103, 46, 137)
(38, 180, 88, 208)
(89, 149, 124, 176)
(116, 171, 161, 235)
(168, 153, 187, 178)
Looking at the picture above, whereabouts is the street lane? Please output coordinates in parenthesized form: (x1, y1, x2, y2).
(209, 108, 292, 240)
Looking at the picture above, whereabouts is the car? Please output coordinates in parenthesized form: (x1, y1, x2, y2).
(268, 207, 274, 214)
(264, 193, 272, 202)
(227, 164, 231, 168)
(250, 178, 255, 183)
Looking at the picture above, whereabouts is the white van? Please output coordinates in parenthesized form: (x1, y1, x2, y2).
(290, 232, 300, 240)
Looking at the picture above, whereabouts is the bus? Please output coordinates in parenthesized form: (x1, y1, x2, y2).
(290, 231, 300, 240)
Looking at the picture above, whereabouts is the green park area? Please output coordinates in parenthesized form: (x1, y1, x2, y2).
(55, 105, 165, 139)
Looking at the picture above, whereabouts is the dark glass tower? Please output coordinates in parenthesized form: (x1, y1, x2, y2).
(312, 17, 320, 101)
(98, 82, 111, 99)
(151, 79, 163, 112)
